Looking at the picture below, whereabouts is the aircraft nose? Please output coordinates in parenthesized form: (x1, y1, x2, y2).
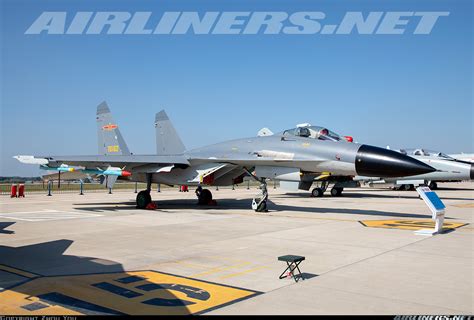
(355, 145, 436, 177)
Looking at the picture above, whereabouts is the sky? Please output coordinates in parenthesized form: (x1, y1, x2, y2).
(1, 0, 472, 176)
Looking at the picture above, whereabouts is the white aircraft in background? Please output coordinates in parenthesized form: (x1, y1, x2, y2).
(448, 153, 474, 163)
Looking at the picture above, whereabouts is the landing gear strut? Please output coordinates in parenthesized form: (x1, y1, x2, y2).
(196, 185, 213, 205)
(136, 173, 153, 209)
(252, 179, 268, 212)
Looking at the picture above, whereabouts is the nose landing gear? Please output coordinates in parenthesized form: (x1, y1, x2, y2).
(252, 179, 269, 212)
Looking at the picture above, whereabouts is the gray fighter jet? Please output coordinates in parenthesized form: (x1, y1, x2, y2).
(15, 102, 435, 211)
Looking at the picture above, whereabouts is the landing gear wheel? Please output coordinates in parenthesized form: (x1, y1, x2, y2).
(402, 184, 414, 191)
(198, 189, 213, 205)
(311, 188, 324, 197)
(257, 199, 267, 212)
(429, 181, 438, 190)
(136, 190, 152, 209)
(330, 187, 343, 197)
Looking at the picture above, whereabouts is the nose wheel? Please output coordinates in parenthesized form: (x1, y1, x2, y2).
(252, 179, 269, 212)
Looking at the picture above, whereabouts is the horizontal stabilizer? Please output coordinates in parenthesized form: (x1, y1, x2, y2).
(13, 155, 48, 165)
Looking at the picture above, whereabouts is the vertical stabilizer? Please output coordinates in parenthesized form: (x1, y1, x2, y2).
(97, 101, 131, 156)
(155, 110, 186, 155)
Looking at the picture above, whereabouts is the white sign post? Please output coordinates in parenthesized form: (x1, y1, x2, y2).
(415, 186, 446, 236)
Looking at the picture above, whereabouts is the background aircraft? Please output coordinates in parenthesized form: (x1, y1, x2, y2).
(448, 153, 474, 163)
(356, 148, 474, 190)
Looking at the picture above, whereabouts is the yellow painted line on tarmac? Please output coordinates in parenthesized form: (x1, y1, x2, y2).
(189, 262, 251, 278)
(0, 264, 39, 279)
(360, 219, 468, 231)
(145, 260, 212, 270)
(219, 266, 270, 280)
(207, 256, 252, 263)
(173, 261, 212, 269)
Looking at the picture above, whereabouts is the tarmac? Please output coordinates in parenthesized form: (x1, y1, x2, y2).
(0, 182, 472, 315)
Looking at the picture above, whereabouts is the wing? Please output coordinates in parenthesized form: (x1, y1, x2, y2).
(16, 154, 190, 170)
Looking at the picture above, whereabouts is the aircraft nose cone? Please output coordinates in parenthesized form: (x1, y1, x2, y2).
(355, 145, 436, 177)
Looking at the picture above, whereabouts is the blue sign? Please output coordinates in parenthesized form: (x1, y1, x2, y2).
(425, 191, 446, 211)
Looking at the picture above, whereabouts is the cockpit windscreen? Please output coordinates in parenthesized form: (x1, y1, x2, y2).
(282, 126, 344, 142)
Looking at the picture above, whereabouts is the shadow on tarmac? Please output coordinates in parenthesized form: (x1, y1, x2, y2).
(267, 201, 446, 219)
(0, 239, 191, 315)
(71, 197, 444, 220)
(0, 222, 15, 234)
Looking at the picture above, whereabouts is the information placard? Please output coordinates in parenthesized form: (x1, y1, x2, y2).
(416, 186, 446, 235)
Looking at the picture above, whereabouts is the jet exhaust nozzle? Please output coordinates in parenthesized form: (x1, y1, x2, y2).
(356, 145, 436, 178)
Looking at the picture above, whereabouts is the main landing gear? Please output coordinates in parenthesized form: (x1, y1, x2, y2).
(195, 185, 214, 205)
(330, 187, 343, 197)
(311, 181, 344, 197)
(428, 181, 438, 190)
(136, 190, 152, 209)
(136, 173, 153, 209)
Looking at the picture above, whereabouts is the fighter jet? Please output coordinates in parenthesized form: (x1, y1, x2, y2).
(14, 102, 435, 211)
(357, 148, 474, 190)
(448, 153, 474, 163)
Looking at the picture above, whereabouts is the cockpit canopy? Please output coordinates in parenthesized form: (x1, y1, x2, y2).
(399, 148, 454, 160)
(282, 125, 345, 142)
